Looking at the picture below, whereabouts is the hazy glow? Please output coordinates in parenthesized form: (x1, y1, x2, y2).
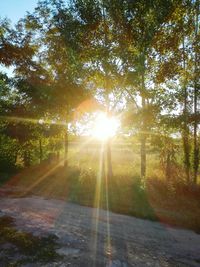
(38, 119, 44, 124)
(92, 112, 119, 140)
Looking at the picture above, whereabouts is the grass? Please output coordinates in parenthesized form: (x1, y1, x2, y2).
(68, 143, 160, 177)
(0, 216, 61, 266)
(0, 143, 200, 233)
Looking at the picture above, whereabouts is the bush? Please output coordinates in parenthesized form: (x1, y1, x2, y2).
(0, 135, 18, 172)
(68, 168, 96, 205)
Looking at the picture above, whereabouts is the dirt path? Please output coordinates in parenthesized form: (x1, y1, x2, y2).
(0, 196, 200, 267)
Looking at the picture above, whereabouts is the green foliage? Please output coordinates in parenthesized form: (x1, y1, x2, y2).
(68, 167, 95, 204)
(0, 134, 18, 172)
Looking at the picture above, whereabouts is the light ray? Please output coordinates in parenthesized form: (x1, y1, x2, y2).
(0, 115, 67, 126)
(91, 141, 105, 267)
(105, 154, 112, 263)
(18, 160, 64, 197)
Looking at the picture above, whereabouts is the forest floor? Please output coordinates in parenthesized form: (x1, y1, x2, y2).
(0, 189, 200, 267)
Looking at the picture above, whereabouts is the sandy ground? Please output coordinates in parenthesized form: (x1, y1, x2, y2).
(0, 195, 200, 267)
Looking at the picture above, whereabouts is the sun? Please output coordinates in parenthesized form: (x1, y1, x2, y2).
(92, 112, 120, 140)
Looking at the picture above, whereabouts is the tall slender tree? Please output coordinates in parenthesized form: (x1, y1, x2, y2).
(193, 0, 199, 184)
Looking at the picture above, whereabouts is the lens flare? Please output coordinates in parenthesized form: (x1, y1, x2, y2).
(92, 112, 119, 140)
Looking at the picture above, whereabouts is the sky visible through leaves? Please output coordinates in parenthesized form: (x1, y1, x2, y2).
(0, 0, 38, 76)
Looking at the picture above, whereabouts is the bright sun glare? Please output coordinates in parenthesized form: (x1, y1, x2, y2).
(92, 112, 120, 140)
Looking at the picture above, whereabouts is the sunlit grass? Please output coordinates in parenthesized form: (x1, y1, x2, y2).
(68, 143, 160, 178)
(1, 141, 200, 233)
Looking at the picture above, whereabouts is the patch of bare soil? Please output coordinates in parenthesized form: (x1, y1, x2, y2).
(0, 195, 200, 267)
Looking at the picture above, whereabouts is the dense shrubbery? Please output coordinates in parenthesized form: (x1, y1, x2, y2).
(0, 135, 18, 172)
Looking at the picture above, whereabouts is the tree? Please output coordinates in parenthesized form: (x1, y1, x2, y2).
(146, 1, 198, 183)
(12, 0, 89, 166)
(73, 0, 123, 178)
(106, 0, 177, 179)
(192, 0, 199, 184)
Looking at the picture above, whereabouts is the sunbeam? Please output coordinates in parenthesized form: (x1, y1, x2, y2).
(19, 160, 64, 197)
(91, 141, 104, 267)
(0, 115, 67, 126)
(105, 151, 112, 263)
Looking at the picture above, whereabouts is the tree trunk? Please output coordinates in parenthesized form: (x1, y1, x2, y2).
(193, 124, 199, 184)
(140, 58, 147, 179)
(39, 139, 42, 164)
(64, 127, 68, 167)
(24, 149, 30, 167)
(182, 35, 191, 184)
(193, 0, 199, 184)
(106, 138, 113, 179)
(183, 131, 191, 183)
(165, 153, 171, 181)
(14, 150, 18, 165)
(141, 132, 146, 178)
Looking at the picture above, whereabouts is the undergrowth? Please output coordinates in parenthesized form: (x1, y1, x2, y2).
(67, 167, 200, 232)
(1, 161, 200, 233)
